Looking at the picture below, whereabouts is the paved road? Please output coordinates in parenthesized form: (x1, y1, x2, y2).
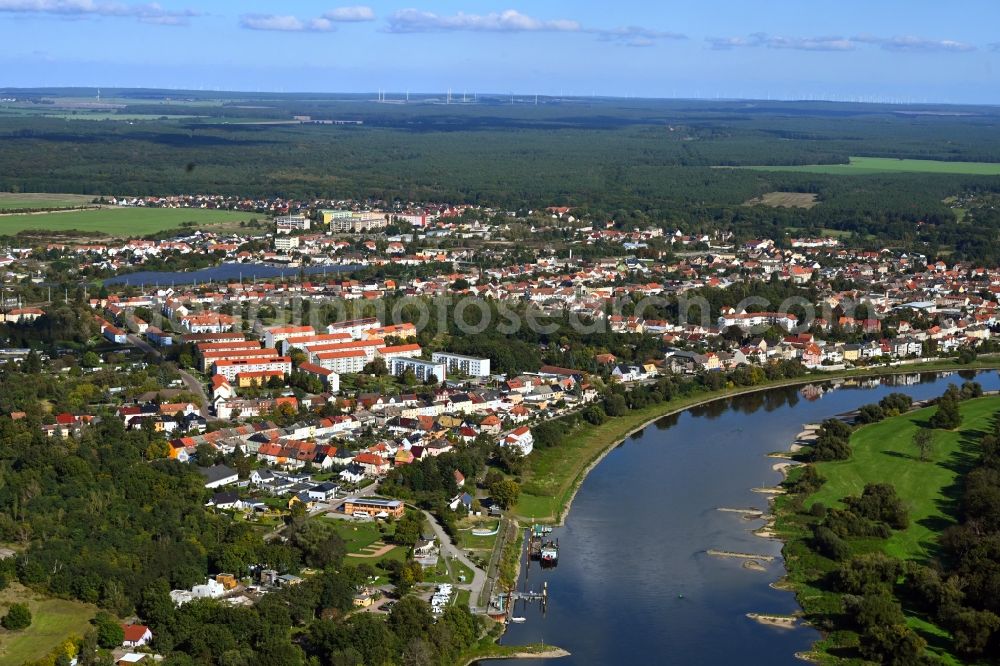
(422, 510, 488, 612)
(127, 333, 218, 421)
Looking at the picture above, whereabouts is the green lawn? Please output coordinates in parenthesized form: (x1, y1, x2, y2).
(453, 588, 471, 608)
(456, 531, 499, 552)
(807, 396, 1000, 562)
(454, 517, 502, 553)
(449, 557, 474, 585)
(742, 156, 1000, 176)
(324, 518, 406, 565)
(0, 206, 260, 236)
(0, 584, 96, 666)
(325, 519, 389, 552)
(776, 396, 1000, 663)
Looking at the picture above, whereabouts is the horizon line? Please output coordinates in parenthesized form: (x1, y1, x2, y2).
(0, 85, 997, 108)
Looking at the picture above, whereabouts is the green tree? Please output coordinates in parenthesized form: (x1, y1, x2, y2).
(912, 428, 934, 462)
(856, 404, 884, 424)
(860, 623, 926, 665)
(490, 479, 520, 510)
(929, 396, 961, 430)
(363, 358, 388, 376)
(532, 421, 564, 449)
(93, 611, 124, 648)
(388, 597, 432, 646)
(951, 608, 1000, 657)
(604, 393, 628, 417)
(400, 368, 417, 387)
(393, 512, 425, 548)
(1, 602, 31, 630)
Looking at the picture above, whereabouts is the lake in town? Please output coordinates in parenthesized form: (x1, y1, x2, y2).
(489, 370, 1000, 665)
(103, 262, 359, 287)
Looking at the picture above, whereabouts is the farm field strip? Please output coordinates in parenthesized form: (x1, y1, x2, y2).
(740, 156, 1000, 175)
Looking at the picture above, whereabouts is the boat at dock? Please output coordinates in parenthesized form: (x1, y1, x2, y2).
(529, 524, 560, 566)
(540, 540, 559, 567)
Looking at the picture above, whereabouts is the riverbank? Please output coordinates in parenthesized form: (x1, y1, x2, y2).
(513, 358, 1000, 525)
(772, 391, 1000, 663)
(459, 641, 569, 665)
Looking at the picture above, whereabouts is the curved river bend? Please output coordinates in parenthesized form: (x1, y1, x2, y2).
(492, 371, 1000, 665)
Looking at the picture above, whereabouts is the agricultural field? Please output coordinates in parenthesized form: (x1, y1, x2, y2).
(0, 192, 94, 210)
(744, 156, 1000, 176)
(0, 583, 96, 666)
(743, 191, 819, 208)
(0, 206, 260, 237)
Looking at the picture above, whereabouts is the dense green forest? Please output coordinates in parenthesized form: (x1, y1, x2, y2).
(3, 91, 1000, 240)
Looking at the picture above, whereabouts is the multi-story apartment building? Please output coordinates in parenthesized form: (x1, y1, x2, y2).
(388, 357, 446, 383)
(431, 352, 491, 377)
(274, 215, 310, 234)
(326, 317, 381, 340)
(212, 356, 292, 382)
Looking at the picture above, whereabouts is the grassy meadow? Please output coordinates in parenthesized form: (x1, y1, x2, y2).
(808, 396, 1000, 562)
(0, 206, 260, 237)
(745, 156, 1000, 176)
(776, 396, 1000, 664)
(0, 193, 94, 210)
(0, 583, 96, 666)
(744, 191, 819, 208)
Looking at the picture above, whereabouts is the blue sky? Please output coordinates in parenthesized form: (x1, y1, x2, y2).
(1, 1, 999, 103)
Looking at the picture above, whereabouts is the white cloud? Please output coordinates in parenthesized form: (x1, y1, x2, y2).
(240, 7, 377, 32)
(707, 33, 854, 51)
(323, 5, 374, 22)
(240, 14, 335, 32)
(708, 32, 974, 53)
(852, 34, 976, 53)
(592, 25, 686, 47)
(386, 8, 580, 33)
(0, 0, 199, 24)
(384, 8, 685, 46)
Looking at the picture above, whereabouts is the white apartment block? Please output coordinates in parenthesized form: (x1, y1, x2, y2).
(263, 325, 315, 349)
(328, 212, 388, 233)
(213, 357, 292, 382)
(316, 350, 368, 374)
(274, 215, 310, 233)
(326, 317, 382, 340)
(304, 339, 383, 364)
(389, 357, 446, 383)
(280, 332, 353, 355)
(717, 312, 798, 332)
(274, 235, 300, 251)
(431, 352, 491, 377)
(320, 209, 353, 224)
(377, 344, 422, 362)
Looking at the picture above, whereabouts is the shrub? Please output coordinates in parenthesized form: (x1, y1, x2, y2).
(929, 397, 961, 430)
(813, 525, 850, 561)
(857, 404, 885, 424)
(879, 392, 913, 414)
(844, 483, 910, 530)
(1, 602, 31, 630)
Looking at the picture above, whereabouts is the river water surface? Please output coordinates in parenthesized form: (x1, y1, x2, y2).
(493, 371, 1000, 665)
(103, 262, 359, 287)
